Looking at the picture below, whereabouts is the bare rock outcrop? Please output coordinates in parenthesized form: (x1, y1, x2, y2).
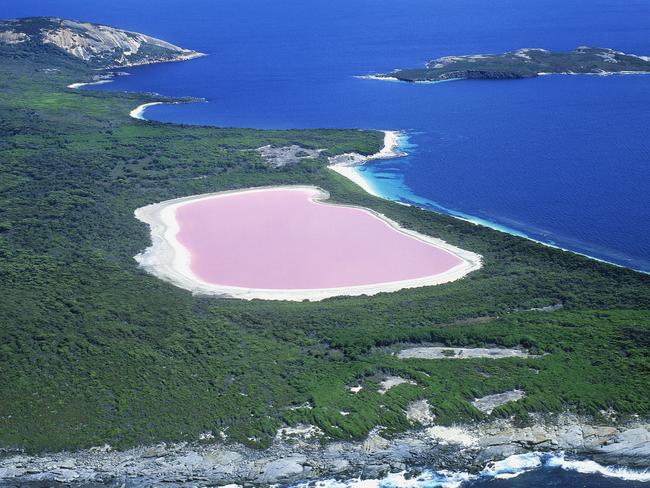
(0, 17, 204, 68)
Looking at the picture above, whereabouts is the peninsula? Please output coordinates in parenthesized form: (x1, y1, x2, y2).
(0, 16, 204, 68)
(367, 47, 650, 82)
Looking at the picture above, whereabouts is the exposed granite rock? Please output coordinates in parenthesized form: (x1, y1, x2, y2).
(362, 429, 390, 453)
(405, 399, 436, 426)
(257, 145, 322, 167)
(258, 455, 306, 483)
(472, 390, 526, 414)
(397, 346, 531, 360)
(596, 427, 650, 462)
(0, 17, 204, 68)
(0, 415, 648, 486)
(378, 375, 416, 394)
(0, 30, 29, 44)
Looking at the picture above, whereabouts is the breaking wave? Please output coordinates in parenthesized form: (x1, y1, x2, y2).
(291, 452, 650, 487)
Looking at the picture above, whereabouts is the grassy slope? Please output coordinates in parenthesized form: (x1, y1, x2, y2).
(0, 47, 648, 452)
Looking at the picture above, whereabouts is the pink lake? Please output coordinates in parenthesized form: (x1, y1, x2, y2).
(174, 187, 463, 290)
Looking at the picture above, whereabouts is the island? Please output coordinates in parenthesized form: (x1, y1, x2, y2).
(366, 47, 650, 82)
(0, 17, 649, 487)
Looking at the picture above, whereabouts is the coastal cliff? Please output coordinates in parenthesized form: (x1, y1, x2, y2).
(0, 17, 204, 68)
(369, 47, 650, 82)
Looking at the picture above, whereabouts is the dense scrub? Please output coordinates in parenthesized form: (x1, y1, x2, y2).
(0, 47, 648, 452)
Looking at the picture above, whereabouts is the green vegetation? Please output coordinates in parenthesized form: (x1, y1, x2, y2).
(0, 36, 649, 454)
(375, 47, 650, 82)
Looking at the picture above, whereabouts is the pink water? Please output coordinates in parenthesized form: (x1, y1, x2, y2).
(175, 188, 463, 289)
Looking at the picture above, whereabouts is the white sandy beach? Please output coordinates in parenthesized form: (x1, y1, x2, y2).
(129, 101, 166, 120)
(327, 130, 404, 197)
(134, 185, 482, 301)
(67, 79, 114, 89)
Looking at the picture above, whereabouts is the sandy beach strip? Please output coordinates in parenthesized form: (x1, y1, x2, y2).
(67, 79, 114, 89)
(129, 102, 167, 120)
(134, 185, 482, 301)
(327, 130, 404, 197)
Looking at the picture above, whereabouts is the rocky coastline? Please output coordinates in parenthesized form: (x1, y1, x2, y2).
(367, 47, 650, 83)
(0, 17, 206, 70)
(1, 414, 648, 486)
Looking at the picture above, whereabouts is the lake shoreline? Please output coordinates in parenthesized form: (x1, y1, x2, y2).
(133, 185, 482, 301)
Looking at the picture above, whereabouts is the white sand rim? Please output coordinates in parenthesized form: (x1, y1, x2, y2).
(134, 185, 482, 301)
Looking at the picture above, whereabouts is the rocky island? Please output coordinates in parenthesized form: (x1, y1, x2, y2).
(368, 47, 650, 82)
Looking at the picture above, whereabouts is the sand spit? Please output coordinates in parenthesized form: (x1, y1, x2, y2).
(67, 71, 131, 90)
(397, 347, 531, 360)
(354, 74, 402, 82)
(134, 185, 482, 301)
(327, 130, 405, 196)
(129, 101, 167, 120)
(130, 98, 206, 121)
(67, 79, 114, 89)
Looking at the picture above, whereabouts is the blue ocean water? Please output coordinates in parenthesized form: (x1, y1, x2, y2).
(8, 0, 649, 270)
(4, 1, 650, 486)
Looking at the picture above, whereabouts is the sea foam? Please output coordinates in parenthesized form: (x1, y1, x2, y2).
(546, 453, 650, 482)
(289, 452, 650, 487)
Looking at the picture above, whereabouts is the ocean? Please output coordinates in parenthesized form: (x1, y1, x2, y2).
(10, 0, 650, 271)
(20, 0, 647, 272)
(4, 0, 650, 485)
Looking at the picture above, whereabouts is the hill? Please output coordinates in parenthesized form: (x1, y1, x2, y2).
(0, 16, 203, 68)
